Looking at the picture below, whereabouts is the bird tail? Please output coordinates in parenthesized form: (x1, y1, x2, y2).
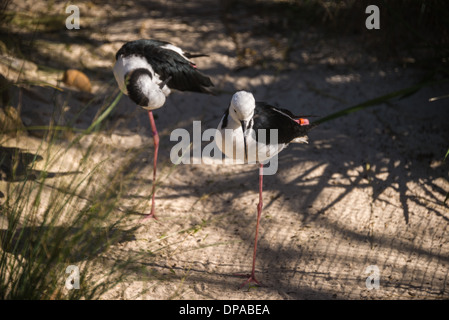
(184, 53, 209, 59)
(169, 69, 215, 95)
(193, 70, 214, 94)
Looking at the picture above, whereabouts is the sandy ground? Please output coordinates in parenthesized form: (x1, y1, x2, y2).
(1, 0, 449, 299)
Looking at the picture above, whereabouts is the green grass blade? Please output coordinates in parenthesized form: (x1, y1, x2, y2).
(84, 91, 123, 134)
(60, 90, 123, 154)
(313, 79, 449, 125)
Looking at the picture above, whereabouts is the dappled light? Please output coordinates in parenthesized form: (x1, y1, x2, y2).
(1, 0, 448, 300)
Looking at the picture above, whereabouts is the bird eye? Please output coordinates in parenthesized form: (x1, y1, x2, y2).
(234, 109, 237, 113)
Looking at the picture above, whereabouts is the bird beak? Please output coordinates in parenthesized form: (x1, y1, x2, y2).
(240, 120, 247, 132)
(159, 76, 172, 89)
(240, 120, 248, 161)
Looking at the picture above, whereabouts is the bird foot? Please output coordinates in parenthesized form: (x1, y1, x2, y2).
(139, 208, 158, 222)
(234, 272, 262, 289)
(140, 214, 157, 222)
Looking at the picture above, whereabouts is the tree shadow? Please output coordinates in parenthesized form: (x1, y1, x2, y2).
(118, 82, 449, 297)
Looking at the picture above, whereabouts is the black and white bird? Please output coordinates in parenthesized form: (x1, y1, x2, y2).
(113, 39, 214, 220)
(215, 91, 313, 287)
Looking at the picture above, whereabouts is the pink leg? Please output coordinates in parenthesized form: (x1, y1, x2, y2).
(142, 110, 159, 221)
(238, 163, 264, 288)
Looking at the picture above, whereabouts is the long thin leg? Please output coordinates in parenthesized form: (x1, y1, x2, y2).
(239, 163, 264, 288)
(142, 110, 159, 220)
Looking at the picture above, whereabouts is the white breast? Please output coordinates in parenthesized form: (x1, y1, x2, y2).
(215, 115, 246, 163)
(215, 115, 286, 164)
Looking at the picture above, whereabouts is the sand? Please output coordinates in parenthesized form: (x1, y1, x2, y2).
(1, 0, 448, 299)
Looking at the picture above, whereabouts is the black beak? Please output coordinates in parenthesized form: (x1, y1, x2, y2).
(159, 76, 172, 89)
(240, 120, 248, 161)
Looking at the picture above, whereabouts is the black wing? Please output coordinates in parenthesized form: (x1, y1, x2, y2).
(116, 39, 214, 93)
(253, 102, 311, 144)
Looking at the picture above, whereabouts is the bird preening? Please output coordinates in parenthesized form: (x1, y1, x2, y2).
(113, 39, 315, 288)
(113, 39, 214, 220)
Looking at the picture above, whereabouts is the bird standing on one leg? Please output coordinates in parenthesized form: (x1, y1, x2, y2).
(113, 39, 214, 220)
(215, 91, 313, 287)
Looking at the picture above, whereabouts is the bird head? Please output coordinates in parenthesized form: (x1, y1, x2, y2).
(229, 91, 256, 161)
(229, 91, 255, 130)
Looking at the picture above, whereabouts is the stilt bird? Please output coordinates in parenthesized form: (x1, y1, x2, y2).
(215, 91, 313, 287)
(113, 39, 214, 220)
